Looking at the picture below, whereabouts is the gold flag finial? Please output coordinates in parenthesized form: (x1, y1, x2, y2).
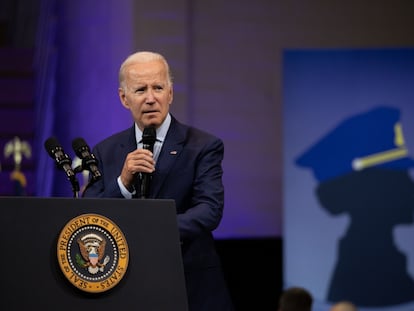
(4, 136, 32, 196)
(4, 136, 32, 170)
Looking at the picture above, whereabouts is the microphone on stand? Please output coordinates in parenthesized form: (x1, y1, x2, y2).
(44, 137, 80, 197)
(137, 126, 156, 199)
(71, 137, 102, 182)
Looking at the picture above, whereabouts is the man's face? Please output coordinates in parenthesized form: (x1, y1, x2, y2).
(119, 60, 173, 130)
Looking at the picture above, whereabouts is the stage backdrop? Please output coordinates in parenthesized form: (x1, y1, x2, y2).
(33, 0, 282, 240)
(283, 48, 414, 311)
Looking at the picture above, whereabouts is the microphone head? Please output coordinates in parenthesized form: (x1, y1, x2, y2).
(44, 137, 62, 157)
(44, 136, 72, 168)
(142, 126, 157, 145)
(72, 137, 89, 157)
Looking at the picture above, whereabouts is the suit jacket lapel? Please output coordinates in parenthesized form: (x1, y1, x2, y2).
(150, 117, 187, 197)
(122, 124, 138, 155)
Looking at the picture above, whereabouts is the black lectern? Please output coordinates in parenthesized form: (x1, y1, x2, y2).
(0, 197, 188, 311)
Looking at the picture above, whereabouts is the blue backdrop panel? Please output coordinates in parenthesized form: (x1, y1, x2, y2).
(283, 49, 414, 311)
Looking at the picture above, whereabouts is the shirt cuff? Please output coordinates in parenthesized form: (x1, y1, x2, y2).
(117, 176, 135, 199)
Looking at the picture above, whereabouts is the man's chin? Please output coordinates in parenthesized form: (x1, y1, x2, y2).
(142, 118, 161, 129)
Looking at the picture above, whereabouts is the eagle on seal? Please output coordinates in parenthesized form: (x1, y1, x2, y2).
(77, 233, 110, 274)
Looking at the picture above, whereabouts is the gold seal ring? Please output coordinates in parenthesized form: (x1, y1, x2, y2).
(57, 213, 129, 293)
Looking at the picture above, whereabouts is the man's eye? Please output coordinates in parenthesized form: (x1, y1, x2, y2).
(135, 88, 145, 93)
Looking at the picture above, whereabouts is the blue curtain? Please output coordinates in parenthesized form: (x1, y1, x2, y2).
(33, 0, 133, 197)
(33, 0, 58, 197)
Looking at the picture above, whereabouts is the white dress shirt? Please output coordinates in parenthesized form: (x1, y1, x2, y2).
(117, 114, 171, 198)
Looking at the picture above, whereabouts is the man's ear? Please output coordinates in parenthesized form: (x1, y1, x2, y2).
(118, 87, 129, 109)
(168, 85, 174, 105)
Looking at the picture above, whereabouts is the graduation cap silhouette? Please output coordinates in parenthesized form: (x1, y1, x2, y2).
(296, 106, 414, 182)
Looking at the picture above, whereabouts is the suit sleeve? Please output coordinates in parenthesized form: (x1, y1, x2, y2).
(82, 145, 124, 198)
(177, 137, 225, 239)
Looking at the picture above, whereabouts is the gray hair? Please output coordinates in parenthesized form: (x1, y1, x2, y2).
(118, 51, 173, 88)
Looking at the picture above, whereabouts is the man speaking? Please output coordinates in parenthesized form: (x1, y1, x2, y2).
(83, 51, 234, 311)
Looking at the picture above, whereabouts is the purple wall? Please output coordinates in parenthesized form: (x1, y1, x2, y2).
(47, 0, 282, 238)
(38, 0, 414, 240)
(51, 0, 134, 194)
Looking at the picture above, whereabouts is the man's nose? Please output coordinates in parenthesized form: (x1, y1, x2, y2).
(146, 89, 156, 103)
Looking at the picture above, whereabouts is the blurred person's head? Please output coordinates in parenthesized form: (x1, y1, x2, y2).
(278, 287, 313, 311)
(330, 301, 358, 311)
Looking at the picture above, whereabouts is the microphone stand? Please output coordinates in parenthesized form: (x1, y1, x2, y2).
(73, 162, 101, 198)
(69, 175, 80, 198)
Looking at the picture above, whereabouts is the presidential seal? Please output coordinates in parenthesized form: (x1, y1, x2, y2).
(57, 213, 129, 293)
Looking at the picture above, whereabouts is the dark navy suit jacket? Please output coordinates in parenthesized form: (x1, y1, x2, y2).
(83, 116, 233, 311)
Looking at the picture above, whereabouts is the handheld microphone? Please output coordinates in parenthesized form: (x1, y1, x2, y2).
(44, 137, 76, 180)
(72, 137, 102, 182)
(138, 126, 156, 198)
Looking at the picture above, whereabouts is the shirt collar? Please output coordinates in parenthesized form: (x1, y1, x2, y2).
(135, 113, 171, 144)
